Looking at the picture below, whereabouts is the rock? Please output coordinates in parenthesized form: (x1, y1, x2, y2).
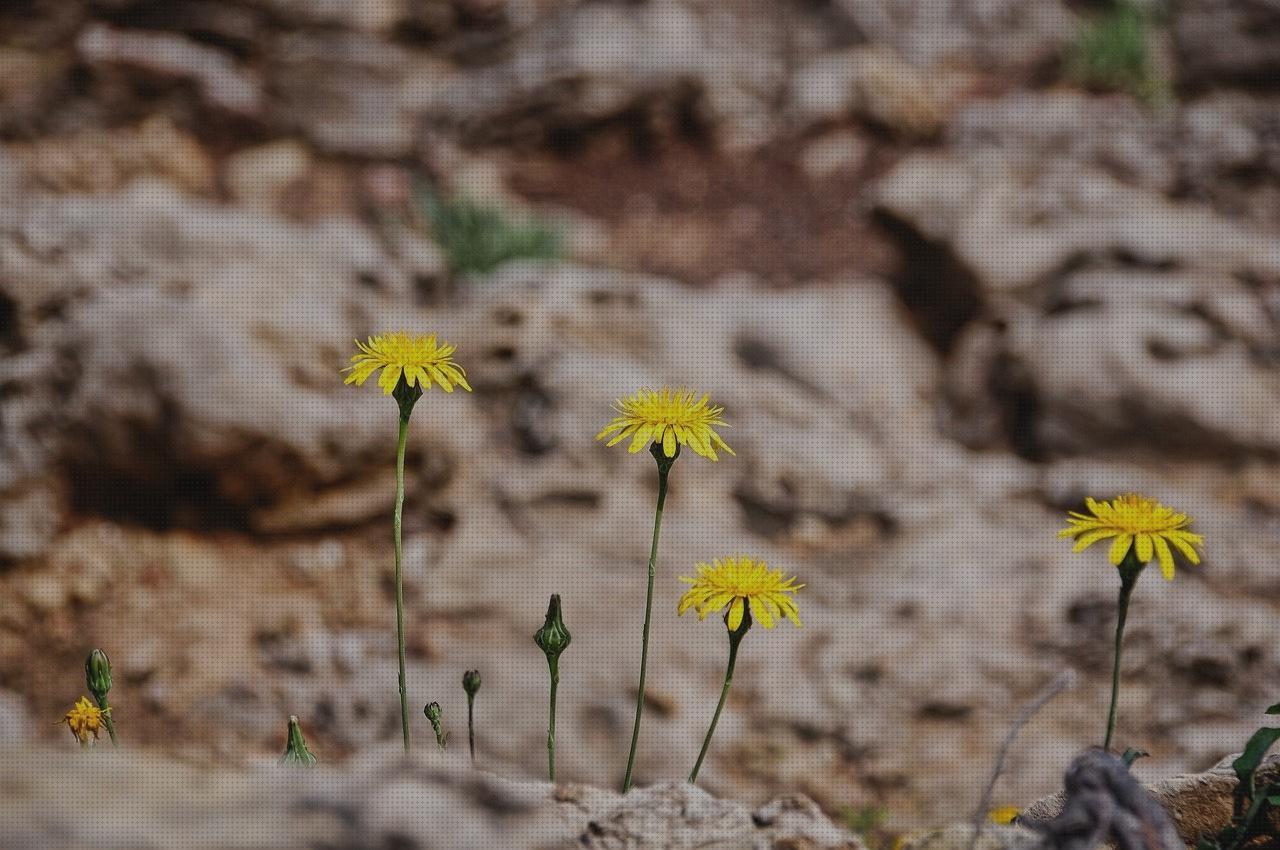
(1173, 0, 1280, 89)
(0, 745, 863, 850)
(0, 482, 61, 563)
(268, 31, 428, 157)
(831, 0, 1075, 69)
(223, 139, 313, 214)
(10, 117, 216, 196)
(790, 48, 944, 139)
(875, 94, 1280, 460)
(877, 152, 1280, 294)
(0, 691, 31, 746)
(898, 824, 1037, 850)
(76, 24, 263, 117)
(1022, 753, 1280, 846)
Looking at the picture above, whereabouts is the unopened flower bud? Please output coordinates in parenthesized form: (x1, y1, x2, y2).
(534, 594, 571, 660)
(463, 669, 481, 698)
(424, 701, 447, 749)
(281, 716, 317, 766)
(85, 648, 112, 704)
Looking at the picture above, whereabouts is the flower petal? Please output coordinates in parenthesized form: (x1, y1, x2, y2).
(726, 597, 745, 631)
(1153, 536, 1176, 580)
(1135, 533, 1154, 563)
(1107, 534, 1133, 566)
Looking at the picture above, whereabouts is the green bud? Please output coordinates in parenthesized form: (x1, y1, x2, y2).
(463, 669, 481, 698)
(85, 648, 112, 704)
(281, 716, 317, 766)
(424, 701, 447, 749)
(534, 594, 571, 660)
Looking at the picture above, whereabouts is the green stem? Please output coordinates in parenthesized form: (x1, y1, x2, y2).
(689, 622, 747, 784)
(95, 695, 118, 747)
(1104, 552, 1142, 752)
(548, 657, 559, 782)
(394, 412, 411, 753)
(622, 452, 672, 793)
(467, 693, 476, 765)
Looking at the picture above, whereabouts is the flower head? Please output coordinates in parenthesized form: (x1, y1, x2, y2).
(678, 555, 803, 632)
(1058, 493, 1203, 580)
(61, 696, 108, 744)
(988, 806, 1020, 825)
(596, 388, 733, 461)
(342, 331, 471, 396)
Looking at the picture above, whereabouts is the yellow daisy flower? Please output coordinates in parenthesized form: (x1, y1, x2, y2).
(596, 387, 734, 460)
(61, 696, 108, 744)
(678, 555, 803, 631)
(988, 806, 1020, 825)
(342, 331, 472, 396)
(1058, 493, 1203, 580)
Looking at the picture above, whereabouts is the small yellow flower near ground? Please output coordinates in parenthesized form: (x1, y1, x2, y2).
(988, 806, 1020, 825)
(596, 387, 733, 460)
(342, 331, 472, 396)
(678, 555, 803, 631)
(1057, 493, 1204, 580)
(61, 696, 108, 744)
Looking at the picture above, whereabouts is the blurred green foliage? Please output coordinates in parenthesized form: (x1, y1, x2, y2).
(1195, 702, 1280, 850)
(1065, 1, 1167, 104)
(416, 187, 561, 277)
(843, 805, 890, 849)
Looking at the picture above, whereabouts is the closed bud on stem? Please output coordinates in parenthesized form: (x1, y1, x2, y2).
(85, 648, 119, 746)
(424, 701, 447, 749)
(463, 669, 481, 698)
(85, 649, 112, 703)
(534, 594, 572, 660)
(281, 716, 317, 766)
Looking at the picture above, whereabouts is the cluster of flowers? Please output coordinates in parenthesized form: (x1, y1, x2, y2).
(61, 331, 1205, 800)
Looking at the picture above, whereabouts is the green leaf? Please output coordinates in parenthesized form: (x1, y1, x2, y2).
(1233, 727, 1280, 790)
(1266, 703, 1280, 715)
(1121, 747, 1150, 767)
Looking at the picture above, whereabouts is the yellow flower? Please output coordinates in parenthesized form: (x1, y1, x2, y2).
(678, 555, 802, 631)
(988, 806, 1020, 825)
(61, 696, 108, 744)
(342, 331, 472, 396)
(1058, 493, 1204, 580)
(596, 388, 733, 460)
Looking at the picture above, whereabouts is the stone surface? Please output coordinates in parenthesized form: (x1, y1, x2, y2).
(1022, 753, 1280, 847)
(3, 0, 1280, 841)
(0, 745, 863, 850)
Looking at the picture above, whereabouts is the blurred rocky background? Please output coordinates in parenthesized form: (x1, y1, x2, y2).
(2, 0, 1280, 842)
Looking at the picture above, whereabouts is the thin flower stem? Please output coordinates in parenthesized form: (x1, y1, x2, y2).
(547, 657, 559, 782)
(689, 626, 745, 784)
(467, 692, 476, 765)
(393, 412, 412, 753)
(95, 696, 118, 747)
(622, 457, 671, 793)
(1104, 552, 1142, 752)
